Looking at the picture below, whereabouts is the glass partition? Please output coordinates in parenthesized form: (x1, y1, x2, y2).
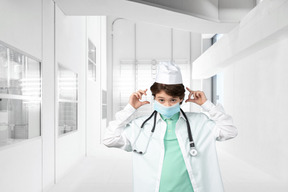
(0, 42, 41, 147)
(58, 64, 78, 135)
(88, 39, 96, 81)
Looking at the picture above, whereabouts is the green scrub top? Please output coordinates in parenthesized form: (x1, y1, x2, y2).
(159, 112, 194, 192)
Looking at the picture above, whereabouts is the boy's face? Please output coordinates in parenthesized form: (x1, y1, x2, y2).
(155, 90, 183, 107)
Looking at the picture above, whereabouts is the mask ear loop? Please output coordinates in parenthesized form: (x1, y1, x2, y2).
(180, 108, 198, 156)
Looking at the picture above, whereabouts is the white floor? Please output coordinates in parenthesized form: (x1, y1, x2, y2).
(217, 149, 287, 192)
(48, 145, 287, 192)
(48, 146, 133, 192)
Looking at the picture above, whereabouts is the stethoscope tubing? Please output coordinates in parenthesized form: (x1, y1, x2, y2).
(133, 109, 198, 156)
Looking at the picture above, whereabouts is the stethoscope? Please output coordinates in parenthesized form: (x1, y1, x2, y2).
(132, 108, 198, 156)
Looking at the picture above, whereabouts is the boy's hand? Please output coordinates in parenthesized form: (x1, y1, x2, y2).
(185, 87, 207, 106)
(129, 89, 150, 109)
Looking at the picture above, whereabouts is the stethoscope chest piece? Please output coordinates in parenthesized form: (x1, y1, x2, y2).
(190, 148, 198, 157)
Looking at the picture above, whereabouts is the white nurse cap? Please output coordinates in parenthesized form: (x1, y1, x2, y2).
(155, 61, 183, 84)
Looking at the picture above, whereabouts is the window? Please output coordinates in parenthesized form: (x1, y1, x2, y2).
(0, 42, 41, 147)
(212, 73, 224, 105)
(111, 20, 191, 117)
(211, 34, 224, 105)
(88, 39, 96, 82)
(58, 64, 78, 135)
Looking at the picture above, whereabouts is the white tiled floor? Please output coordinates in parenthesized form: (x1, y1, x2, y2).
(218, 149, 287, 192)
(48, 146, 133, 192)
(48, 146, 287, 192)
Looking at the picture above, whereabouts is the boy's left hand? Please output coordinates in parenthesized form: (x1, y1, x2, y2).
(185, 87, 207, 106)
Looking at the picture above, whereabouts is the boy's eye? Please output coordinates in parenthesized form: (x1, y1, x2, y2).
(159, 99, 164, 102)
(171, 99, 176, 102)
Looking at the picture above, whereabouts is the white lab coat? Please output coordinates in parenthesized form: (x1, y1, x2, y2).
(103, 100, 238, 192)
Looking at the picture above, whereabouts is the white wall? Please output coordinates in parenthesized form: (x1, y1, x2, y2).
(0, 139, 42, 192)
(201, 37, 213, 105)
(86, 16, 105, 154)
(55, 6, 87, 181)
(100, 17, 108, 141)
(0, 0, 42, 59)
(0, 0, 42, 191)
(191, 34, 211, 112)
(192, 0, 288, 190)
(0, 1, 91, 191)
(193, 0, 288, 79)
(220, 38, 288, 185)
(42, 0, 56, 190)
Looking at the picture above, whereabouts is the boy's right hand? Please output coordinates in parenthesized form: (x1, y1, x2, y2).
(129, 89, 150, 109)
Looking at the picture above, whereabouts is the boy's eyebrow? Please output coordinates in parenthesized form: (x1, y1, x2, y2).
(156, 96, 177, 99)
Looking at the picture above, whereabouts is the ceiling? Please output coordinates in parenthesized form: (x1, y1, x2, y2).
(55, 0, 256, 33)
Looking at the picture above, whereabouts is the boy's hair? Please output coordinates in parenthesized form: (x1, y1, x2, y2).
(150, 82, 185, 104)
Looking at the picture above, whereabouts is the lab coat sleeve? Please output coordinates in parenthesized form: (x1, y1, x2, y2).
(102, 103, 136, 151)
(201, 100, 238, 141)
